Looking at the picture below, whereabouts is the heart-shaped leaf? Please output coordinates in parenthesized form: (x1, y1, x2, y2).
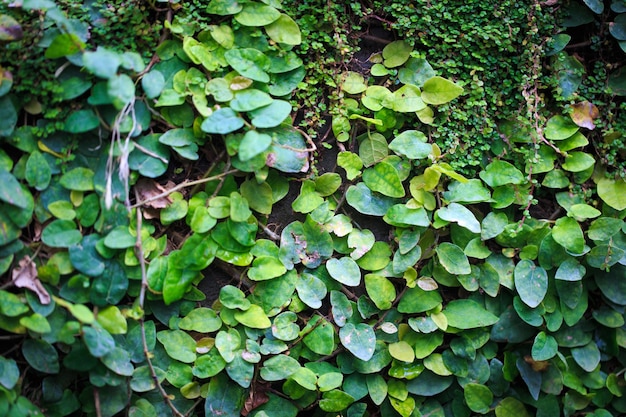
(327, 256, 361, 286)
(339, 323, 376, 361)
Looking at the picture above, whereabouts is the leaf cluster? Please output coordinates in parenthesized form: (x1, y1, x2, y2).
(1, 1, 626, 417)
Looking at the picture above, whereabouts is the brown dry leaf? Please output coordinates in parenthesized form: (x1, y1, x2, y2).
(12, 255, 51, 304)
(134, 178, 172, 209)
(570, 101, 599, 130)
(241, 381, 270, 416)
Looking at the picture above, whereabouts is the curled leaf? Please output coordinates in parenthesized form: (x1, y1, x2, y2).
(12, 256, 50, 304)
(570, 101, 599, 130)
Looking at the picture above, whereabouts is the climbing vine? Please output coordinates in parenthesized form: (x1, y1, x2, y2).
(2, 1, 626, 417)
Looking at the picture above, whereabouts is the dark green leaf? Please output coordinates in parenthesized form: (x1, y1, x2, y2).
(22, 339, 59, 373)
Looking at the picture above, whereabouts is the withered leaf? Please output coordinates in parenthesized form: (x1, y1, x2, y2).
(12, 256, 51, 305)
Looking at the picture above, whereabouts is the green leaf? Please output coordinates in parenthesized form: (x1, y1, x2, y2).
(202, 108, 245, 134)
(250, 100, 292, 128)
(339, 323, 376, 361)
(362, 85, 393, 111)
(597, 177, 626, 210)
(554, 53, 584, 99)
(392, 84, 426, 112)
(382, 40, 412, 68)
(552, 216, 585, 254)
(348, 228, 376, 259)
(83, 47, 121, 79)
(436, 242, 471, 275)
(562, 152, 595, 172)
(158, 128, 195, 147)
(240, 179, 273, 214)
(235, 2, 280, 26)
(107, 73, 135, 108)
(215, 329, 241, 363)
(315, 173, 342, 196)
(179, 307, 222, 333)
(495, 397, 530, 417)
(59, 167, 95, 191)
(103, 226, 135, 249)
(388, 130, 432, 160)
(265, 13, 301, 45)
(101, 347, 134, 376)
(225, 48, 270, 82)
(234, 304, 271, 329)
(398, 286, 442, 313)
(571, 341, 601, 372)
(443, 299, 499, 329)
(157, 330, 197, 363)
(219, 285, 251, 310)
(464, 383, 493, 414)
(544, 115, 579, 140)
(355, 241, 391, 271)
(41, 219, 82, 248)
(45, 33, 85, 58)
(0, 95, 17, 136)
(531, 332, 558, 361)
(303, 316, 335, 355)
(365, 274, 396, 310)
(479, 160, 525, 187)
(398, 57, 436, 87)
(319, 390, 355, 413)
(91, 260, 128, 306)
(366, 374, 388, 406)
(0, 356, 19, 390)
(363, 162, 405, 198)
(141, 70, 165, 99)
(0, 169, 28, 209)
(342, 71, 367, 94)
(295, 271, 327, 309)
(421, 76, 464, 105)
(272, 311, 300, 341)
(22, 339, 59, 373)
(83, 324, 115, 358)
(388, 341, 415, 363)
(330, 290, 353, 327)
(63, 108, 101, 133)
(359, 132, 388, 167)
(260, 354, 301, 381)
(327, 256, 361, 286)
(555, 258, 585, 281)
(20, 313, 50, 333)
(25, 150, 51, 191)
(481, 212, 508, 240)
(231, 89, 273, 112)
(436, 203, 481, 233)
(514, 260, 548, 308)
(239, 130, 272, 161)
(406, 371, 453, 396)
(205, 373, 246, 417)
(97, 306, 127, 334)
(248, 256, 287, 281)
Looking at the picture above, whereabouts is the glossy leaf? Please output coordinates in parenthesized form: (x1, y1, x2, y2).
(157, 330, 197, 363)
(436, 242, 471, 275)
(421, 76, 464, 105)
(327, 256, 361, 286)
(339, 323, 376, 361)
(389, 130, 432, 160)
(514, 260, 548, 308)
(362, 162, 405, 198)
(444, 299, 499, 329)
(265, 14, 302, 45)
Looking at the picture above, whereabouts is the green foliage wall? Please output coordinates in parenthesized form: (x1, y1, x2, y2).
(1, 1, 626, 417)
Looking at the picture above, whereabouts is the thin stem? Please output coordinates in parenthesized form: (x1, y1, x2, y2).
(130, 169, 239, 208)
